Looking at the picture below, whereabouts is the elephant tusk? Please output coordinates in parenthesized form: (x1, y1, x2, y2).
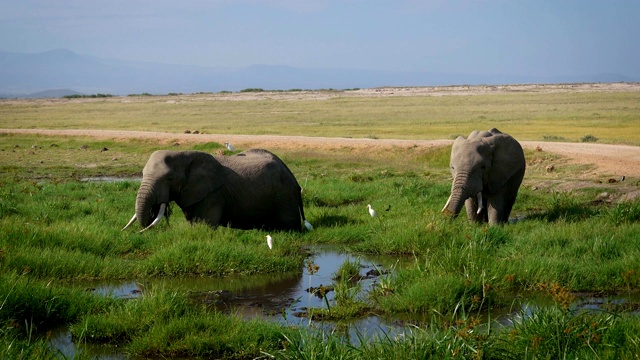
(140, 203, 166, 233)
(121, 214, 137, 231)
(476, 192, 484, 215)
(441, 195, 452, 213)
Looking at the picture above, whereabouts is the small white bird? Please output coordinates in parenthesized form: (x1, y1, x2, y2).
(224, 142, 235, 152)
(266, 234, 273, 249)
(304, 220, 313, 231)
(367, 204, 377, 218)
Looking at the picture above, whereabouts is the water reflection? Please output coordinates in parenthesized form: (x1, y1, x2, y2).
(49, 247, 640, 358)
(50, 247, 406, 358)
(49, 327, 126, 360)
(91, 247, 405, 336)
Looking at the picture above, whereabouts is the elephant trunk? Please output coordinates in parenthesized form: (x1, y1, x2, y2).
(122, 180, 164, 232)
(135, 180, 157, 228)
(442, 173, 472, 216)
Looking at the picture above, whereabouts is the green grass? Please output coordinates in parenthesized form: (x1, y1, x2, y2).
(268, 304, 640, 359)
(70, 287, 295, 358)
(0, 271, 118, 359)
(2, 89, 640, 357)
(1, 135, 637, 357)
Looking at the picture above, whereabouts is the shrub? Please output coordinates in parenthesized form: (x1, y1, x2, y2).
(543, 135, 567, 141)
(581, 134, 598, 142)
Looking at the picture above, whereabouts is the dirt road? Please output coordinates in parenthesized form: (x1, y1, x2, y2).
(3, 128, 640, 179)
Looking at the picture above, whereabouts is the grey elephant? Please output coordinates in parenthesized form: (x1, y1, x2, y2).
(122, 149, 312, 232)
(441, 128, 525, 225)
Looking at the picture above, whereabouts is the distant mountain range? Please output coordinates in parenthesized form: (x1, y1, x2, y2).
(1, 49, 637, 98)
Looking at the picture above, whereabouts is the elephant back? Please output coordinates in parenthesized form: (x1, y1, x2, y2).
(219, 148, 304, 230)
(220, 149, 301, 191)
(224, 149, 279, 175)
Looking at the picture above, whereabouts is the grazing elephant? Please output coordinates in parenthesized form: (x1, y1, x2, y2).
(441, 128, 525, 225)
(122, 149, 310, 232)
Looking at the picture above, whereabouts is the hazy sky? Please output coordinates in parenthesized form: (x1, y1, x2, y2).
(1, 0, 639, 77)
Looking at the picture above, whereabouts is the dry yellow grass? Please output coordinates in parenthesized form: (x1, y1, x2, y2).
(1, 85, 639, 144)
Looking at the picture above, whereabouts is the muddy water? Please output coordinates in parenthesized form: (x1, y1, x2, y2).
(49, 247, 640, 358)
(49, 247, 408, 358)
(77, 247, 402, 326)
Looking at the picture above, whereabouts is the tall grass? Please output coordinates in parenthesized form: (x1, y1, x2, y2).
(270, 303, 640, 359)
(71, 288, 295, 358)
(0, 271, 117, 345)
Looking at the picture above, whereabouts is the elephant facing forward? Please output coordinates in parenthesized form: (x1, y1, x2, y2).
(123, 149, 311, 232)
(442, 128, 525, 225)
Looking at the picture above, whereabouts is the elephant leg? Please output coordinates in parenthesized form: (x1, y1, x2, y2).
(500, 195, 515, 223)
(487, 189, 509, 225)
(182, 190, 224, 227)
(465, 197, 486, 223)
(487, 204, 501, 225)
(271, 204, 301, 231)
(501, 169, 525, 223)
(201, 203, 224, 227)
(283, 213, 302, 231)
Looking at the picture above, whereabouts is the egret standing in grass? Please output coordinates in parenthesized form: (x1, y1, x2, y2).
(367, 204, 377, 218)
(266, 234, 273, 249)
(224, 142, 235, 152)
(304, 220, 313, 231)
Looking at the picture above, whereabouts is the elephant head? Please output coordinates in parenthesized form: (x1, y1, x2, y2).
(122, 149, 310, 232)
(122, 150, 223, 232)
(442, 128, 525, 225)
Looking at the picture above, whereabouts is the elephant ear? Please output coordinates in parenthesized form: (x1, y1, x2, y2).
(487, 134, 524, 193)
(180, 152, 224, 208)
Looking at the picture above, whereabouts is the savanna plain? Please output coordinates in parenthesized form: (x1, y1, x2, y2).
(2, 83, 640, 359)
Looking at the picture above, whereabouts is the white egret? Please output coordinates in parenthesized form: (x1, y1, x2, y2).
(367, 204, 377, 218)
(304, 220, 313, 231)
(224, 142, 235, 152)
(266, 234, 273, 249)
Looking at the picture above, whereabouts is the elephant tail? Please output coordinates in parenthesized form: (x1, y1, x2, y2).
(298, 188, 306, 222)
(276, 156, 312, 231)
(298, 187, 313, 231)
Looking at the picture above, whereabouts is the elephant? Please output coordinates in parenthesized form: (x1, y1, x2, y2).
(122, 149, 311, 232)
(441, 128, 525, 225)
